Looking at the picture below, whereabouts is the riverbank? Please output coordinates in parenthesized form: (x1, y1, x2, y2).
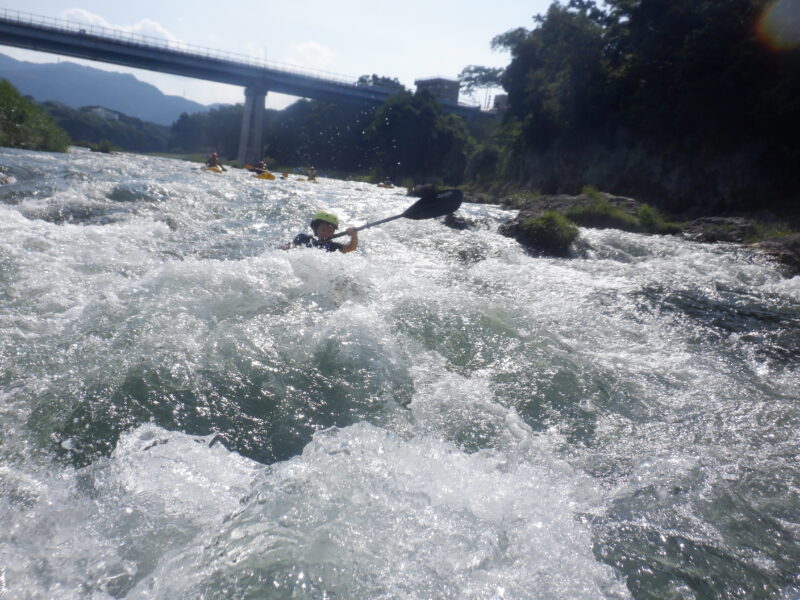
(459, 187, 800, 278)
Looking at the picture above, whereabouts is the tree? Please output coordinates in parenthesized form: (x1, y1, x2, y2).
(264, 99, 375, 170)
(356, 74, 407, 91)
(497, 2, 608, 146)
(365, 90, 473, 183)
(169, 111, 208, 153)
(0, 80, 70, 151)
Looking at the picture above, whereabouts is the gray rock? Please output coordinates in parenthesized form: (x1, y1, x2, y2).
(754, 234, 800, 277)
(682, 217, 760, 243)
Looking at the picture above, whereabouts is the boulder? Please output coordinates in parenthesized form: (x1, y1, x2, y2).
(408, 184, 439, 199)
(443, 213, 491, 231)
(754, 234, 800, 277)
(682, 217, 761, 243)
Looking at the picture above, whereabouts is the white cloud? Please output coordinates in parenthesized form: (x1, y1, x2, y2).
(59, 8, 110, 28)
(287, 41, 335, 70)
(60, 8, 187, 50)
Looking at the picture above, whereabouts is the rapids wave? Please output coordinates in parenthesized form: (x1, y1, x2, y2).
(1, 147, 798, 599)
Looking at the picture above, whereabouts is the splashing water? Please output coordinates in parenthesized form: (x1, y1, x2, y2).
(1, 147, 798, 599)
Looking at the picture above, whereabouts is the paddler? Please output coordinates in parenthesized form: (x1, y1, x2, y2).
(282, 211, 358, 253)
(205, 152, 226, 171)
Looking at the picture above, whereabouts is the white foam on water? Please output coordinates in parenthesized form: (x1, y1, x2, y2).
(2, 148, 798, 599)
(0, 424, 259, 599)
(124, 422, 628, 600)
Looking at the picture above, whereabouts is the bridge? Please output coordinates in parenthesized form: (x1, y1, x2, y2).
(0, 8, 481, 164)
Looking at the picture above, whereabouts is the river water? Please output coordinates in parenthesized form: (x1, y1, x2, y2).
(1, 147, 798, 599)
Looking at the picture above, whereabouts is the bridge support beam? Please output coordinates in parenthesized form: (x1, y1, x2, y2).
(236, 86, 267, 166)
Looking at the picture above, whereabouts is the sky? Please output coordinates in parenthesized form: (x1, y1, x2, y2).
(0, 1, 553, 110)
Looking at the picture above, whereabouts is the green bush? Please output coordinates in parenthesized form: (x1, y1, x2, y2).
(520, 211, 579, 254)
(0, 80, 70, 152)
(565, 198, 641, 232)
(580, 185, 604, 201)
(636, 203, 683, 234)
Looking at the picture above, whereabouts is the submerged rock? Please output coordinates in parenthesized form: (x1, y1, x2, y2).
(754, 234, 800, 277)
(498, 192, 640, 256)
(442, 212, 491, 231)
(408, 183, 439, 199)
(682, 217, 761, 243)
(499, 210, 580, 257)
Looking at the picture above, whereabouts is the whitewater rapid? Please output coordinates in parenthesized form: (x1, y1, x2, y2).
(1, 147, 798, 599)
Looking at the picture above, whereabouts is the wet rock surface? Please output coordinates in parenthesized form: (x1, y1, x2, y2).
(486, 191, 799, 276)
(753, 234, 800, 277)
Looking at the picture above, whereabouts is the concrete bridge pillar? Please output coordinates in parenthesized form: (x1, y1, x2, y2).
(237, 85, 267, 166)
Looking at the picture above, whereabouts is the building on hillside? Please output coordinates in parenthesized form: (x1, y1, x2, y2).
(492, 94, 509, 112)
(84, 106, 119, 120)
(414, 77, 460, 105)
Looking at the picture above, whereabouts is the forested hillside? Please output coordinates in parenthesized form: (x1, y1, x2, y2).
(169, 91, 477, 184)
(467, 0, 800, 214)
(42, 102, 169, 153)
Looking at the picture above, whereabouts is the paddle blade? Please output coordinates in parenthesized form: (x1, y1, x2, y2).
(402, 189, 463, 220)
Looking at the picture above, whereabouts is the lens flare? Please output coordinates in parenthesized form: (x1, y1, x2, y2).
(757, 0, 800, 51)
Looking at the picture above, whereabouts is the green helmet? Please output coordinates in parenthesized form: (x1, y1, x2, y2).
(310, 211, 339, 229)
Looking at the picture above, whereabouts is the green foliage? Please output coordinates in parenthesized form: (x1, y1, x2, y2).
(499, 3, 608, 146)
(169, 111, 210, 153)
(169, 105, 242, 158)
(458, 65, 504, 94)
(636, 204, 683, 234)
(504, 191, 542, 209)
(356, 74, 406, 91)
(264, 99, 373, 171)
(580, 185, 603, 200)
(0, 80, 70, 151)
(565, 198, 641, 231)
(365, 90, 474, 184)
(564, 198, 684, 234)
(520, 210, 579, 253)
(465, 144, 500, 183)
(161, 84, 474, 182)
(43, 102, 168, 153)
(476, 0, 800, 212)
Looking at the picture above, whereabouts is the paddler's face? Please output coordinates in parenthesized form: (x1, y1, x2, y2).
(315, 222, 336, 239)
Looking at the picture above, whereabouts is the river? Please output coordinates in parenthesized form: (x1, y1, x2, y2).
(1, 147, 798, 599)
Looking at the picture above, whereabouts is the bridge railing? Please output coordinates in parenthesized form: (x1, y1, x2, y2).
(0, 7, 364, 87)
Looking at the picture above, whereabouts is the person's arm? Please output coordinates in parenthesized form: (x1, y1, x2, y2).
(339, 227, 358, 253)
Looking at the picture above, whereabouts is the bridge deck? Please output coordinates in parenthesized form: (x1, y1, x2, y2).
(0, 7, 480, 115)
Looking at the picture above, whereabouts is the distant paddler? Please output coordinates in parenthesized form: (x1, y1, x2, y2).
(282, 211, 358, 253)
(204, 152, 226, 172)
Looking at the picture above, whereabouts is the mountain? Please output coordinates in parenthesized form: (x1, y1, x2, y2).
(0, 53, 212, 126)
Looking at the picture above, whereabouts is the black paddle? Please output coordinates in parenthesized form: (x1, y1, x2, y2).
(324, 189, 463, 240)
